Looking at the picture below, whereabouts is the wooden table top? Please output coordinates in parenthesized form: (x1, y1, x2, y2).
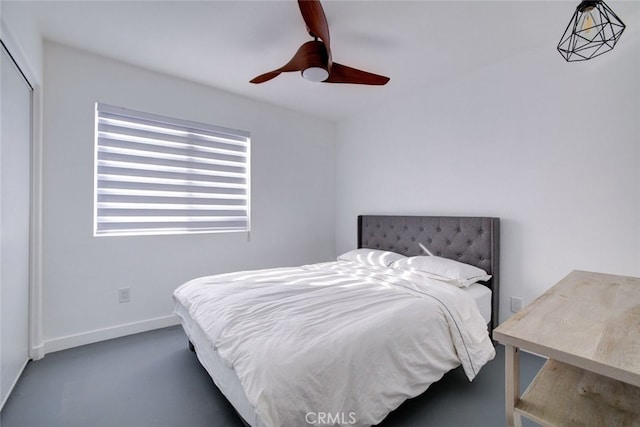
(493, 270, 640, 387)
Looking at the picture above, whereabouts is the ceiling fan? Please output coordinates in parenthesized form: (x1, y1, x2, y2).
(250, 0, 390, 86)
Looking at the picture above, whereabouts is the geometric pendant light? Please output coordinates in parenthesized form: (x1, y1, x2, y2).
(557, 0, 626, 62)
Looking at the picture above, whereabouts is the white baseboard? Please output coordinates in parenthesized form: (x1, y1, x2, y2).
(30, 343, 45, 361)
(0, 357, 29, 412)
(43, 315, 180, 355)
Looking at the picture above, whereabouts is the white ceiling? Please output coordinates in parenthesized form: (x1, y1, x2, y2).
(10, 0, 640, 121)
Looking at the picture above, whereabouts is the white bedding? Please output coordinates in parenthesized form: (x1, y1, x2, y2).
(173, 261, 495, 427)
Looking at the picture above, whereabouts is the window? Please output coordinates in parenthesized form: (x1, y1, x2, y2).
(94, 103, 250, 236)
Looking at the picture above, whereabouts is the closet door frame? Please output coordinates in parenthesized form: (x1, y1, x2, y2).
(0, 20, 44, 363)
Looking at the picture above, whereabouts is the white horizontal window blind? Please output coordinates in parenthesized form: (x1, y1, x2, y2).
(94, 103, 250, 236)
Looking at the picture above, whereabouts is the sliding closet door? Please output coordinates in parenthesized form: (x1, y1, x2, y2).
(0, 42, 32, 407)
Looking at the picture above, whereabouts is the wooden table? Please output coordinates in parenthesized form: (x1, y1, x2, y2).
(493, 270, 640, 427)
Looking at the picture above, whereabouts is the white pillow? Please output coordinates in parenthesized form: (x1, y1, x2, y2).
(391, 256, 491, 288)
(337, 249, 406, 267)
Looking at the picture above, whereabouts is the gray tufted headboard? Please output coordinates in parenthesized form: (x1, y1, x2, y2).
(358, 215, 500, 331)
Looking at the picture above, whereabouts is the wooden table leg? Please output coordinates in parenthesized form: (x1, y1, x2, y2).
(505, 344, 522, 427)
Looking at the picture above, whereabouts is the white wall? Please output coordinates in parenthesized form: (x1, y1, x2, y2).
(335, 32, 640, 324)
(0, 1, 43, 81)
(42, 42, 336, 352)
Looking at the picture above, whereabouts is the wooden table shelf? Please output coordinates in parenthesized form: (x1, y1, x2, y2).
(516, 359, 640, 426)
(494, 270, 640, 427)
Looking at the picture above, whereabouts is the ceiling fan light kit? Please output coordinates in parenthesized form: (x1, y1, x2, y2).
(557, 0, 626, 62)
(250, 0, 389, 86)
(302, 67, 329, 82)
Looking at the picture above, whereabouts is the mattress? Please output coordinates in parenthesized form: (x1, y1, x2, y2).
(174, 263, 493, 427)
(464, 282, 492, 325)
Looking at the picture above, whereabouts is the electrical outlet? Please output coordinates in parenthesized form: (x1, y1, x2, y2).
(118, 287, 131, 303)
(511, 296, 523, 313)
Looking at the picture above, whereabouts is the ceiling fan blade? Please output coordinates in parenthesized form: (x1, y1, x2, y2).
(250, 70, 284, 84)
(324, 63, 390, 85)
(298, 0, 331, 62)
(250, 41, 328, 84)
(249, 47, 308, 84)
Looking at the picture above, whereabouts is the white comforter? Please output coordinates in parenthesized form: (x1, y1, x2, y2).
(173, 261, 495, 427)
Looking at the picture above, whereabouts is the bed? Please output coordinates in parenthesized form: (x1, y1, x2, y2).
(173, 215, 500, 427)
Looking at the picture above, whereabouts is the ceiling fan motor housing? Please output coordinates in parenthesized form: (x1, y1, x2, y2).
(299, 40, 330, 81)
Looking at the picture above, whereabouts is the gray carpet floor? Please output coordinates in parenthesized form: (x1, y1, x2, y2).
(1, 325, 544, 427)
